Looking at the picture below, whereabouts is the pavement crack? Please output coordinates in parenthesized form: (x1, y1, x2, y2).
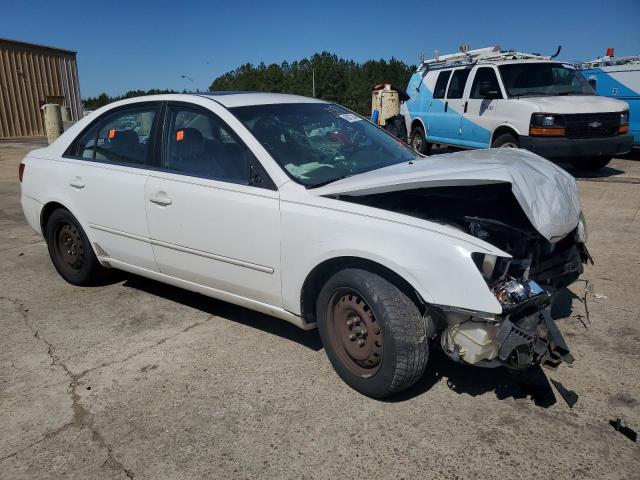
(0, 296, 136, 478)
(76, 314, 216, 378)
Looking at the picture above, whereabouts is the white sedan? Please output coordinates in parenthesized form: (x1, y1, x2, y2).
(19, 93, 589, 398)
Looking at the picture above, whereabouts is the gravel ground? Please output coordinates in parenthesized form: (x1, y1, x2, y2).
(1, 139, 638, 480)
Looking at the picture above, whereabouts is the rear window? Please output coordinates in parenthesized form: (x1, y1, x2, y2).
(447, 69, 471, 99)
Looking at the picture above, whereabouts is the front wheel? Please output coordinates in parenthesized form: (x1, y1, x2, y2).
(492, 133, 519, 149)
(316, 268, 429, 398)
(570, 157, 612, 171)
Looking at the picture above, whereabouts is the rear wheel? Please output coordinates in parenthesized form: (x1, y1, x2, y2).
(410, 125, 431, 155)
(570, 157, 612, 171)
(316, 268, 429, 398)
(45, 208, 106, 285)
(492, 133, 519, 149)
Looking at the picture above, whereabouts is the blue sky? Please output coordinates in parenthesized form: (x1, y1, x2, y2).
(2, 0, 639, 98)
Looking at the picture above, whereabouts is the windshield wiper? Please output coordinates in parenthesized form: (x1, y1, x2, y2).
(310, 175, 350, 188)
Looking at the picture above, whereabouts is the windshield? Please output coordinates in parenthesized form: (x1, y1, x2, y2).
(499, 62, 596, 97)
(230, 103, 417, 187)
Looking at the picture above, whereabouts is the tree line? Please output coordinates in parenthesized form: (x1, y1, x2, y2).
(82, 52, 415, 115)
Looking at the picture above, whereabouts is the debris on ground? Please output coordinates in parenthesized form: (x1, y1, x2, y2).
(550, 379, 579, 408)
(609, 418, 637, 442)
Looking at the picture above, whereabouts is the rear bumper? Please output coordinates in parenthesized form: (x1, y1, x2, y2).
(520, 134, 634, 159)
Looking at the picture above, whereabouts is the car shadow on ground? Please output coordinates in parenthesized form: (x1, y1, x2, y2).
(116, 273, 584, 407)
(120, 273, 323, 351)
(561, 163, 626, 179)
(385, 350, 558, 407)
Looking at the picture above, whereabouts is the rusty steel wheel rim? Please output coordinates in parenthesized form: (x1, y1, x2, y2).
(54, 223, 84, 274)
(326, 289, 383, 378)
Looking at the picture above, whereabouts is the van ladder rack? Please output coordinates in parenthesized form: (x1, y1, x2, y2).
(419, 46, 552, 72)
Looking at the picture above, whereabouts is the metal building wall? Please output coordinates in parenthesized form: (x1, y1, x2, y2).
(0, 39, 82, 138)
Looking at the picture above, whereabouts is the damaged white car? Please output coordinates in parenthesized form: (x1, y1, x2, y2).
(19, 93, 590, 398)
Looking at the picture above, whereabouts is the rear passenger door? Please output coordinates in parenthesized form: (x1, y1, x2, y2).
(144, 102, 282, 307)
(62, 103, 161, 271)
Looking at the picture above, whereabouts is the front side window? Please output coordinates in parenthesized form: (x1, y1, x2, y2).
(433, 70, 452, 99)
(499, 62, 596, 97)
(163, 106, 251, 184)
(230, 103, 417, 188)
(93, 107, 157, 165)
(447, 69, 471, 99)
(470, 67, 503, 99)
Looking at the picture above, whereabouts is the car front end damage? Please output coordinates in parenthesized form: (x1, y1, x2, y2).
(315, 148, 590, 372)
(434, 208, 591, 371)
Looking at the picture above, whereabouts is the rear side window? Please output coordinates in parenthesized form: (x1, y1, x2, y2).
(95, 107, 157, 165)
(68, 124, 99, 159)
(433, 71, 452, 99)
(470, 67, 503, 99)
(163, 106, 251, 184)
(447, 69, 471, 99)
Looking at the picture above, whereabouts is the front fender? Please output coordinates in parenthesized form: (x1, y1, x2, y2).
(280, 197, 503, 316)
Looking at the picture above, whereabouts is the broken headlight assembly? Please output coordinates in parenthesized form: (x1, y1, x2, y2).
(442, 252, 574, 370)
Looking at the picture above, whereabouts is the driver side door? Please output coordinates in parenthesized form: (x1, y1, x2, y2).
(145, 102, 283, 307)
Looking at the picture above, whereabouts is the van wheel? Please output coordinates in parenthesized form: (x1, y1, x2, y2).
(570, 157, 612, 171)
(492, 133, 519, 149)
(316, 268, 429, 398)
(410, 126, 431, 154)
(45, 208, 106, 286)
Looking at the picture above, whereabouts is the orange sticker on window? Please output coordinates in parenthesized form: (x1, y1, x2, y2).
(176, 130, 184, 141)
(108, 128, 116, 139)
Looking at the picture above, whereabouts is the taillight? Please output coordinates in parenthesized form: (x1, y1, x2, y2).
(18, 163, 25, 183)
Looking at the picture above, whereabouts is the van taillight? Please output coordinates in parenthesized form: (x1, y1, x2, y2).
(18, 163, 25, 182)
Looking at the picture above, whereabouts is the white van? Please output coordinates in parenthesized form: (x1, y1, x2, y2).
(403, 47, 633, 170)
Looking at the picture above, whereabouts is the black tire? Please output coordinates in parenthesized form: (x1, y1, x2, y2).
(410, 126, 431, 155)
(316, 268, 429, 398)
(491, 133, 519, 149)
(570, 157, 612, 171)
(45, 208, 106, 286)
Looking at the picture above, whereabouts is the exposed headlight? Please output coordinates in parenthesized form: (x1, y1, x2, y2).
(577, 211, 588, 243)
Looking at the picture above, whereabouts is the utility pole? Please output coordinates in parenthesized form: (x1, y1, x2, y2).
(312, 68, 315, 98)
(181, 74, 195, 92)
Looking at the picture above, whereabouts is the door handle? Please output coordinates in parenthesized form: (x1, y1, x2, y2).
(68, 178, 85, 189)
(464, 101, 468, 113)
(444, 101, 448, 112)
(149, 194, 172, 206)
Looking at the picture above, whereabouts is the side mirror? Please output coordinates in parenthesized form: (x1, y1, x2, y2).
(479, 81, 500, 99)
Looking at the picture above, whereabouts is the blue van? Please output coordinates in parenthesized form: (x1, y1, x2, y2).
(577, 51, 639, 146)
(402, 47, 633, 170)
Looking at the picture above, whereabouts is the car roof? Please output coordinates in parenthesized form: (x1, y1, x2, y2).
(87, 92, 329, 118)
(198, 92, 327, 108)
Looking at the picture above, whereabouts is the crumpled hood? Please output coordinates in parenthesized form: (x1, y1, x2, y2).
(312, 148, 581, 241)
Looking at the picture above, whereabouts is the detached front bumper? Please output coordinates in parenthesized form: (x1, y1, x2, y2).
(520, 134, 633, 160)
